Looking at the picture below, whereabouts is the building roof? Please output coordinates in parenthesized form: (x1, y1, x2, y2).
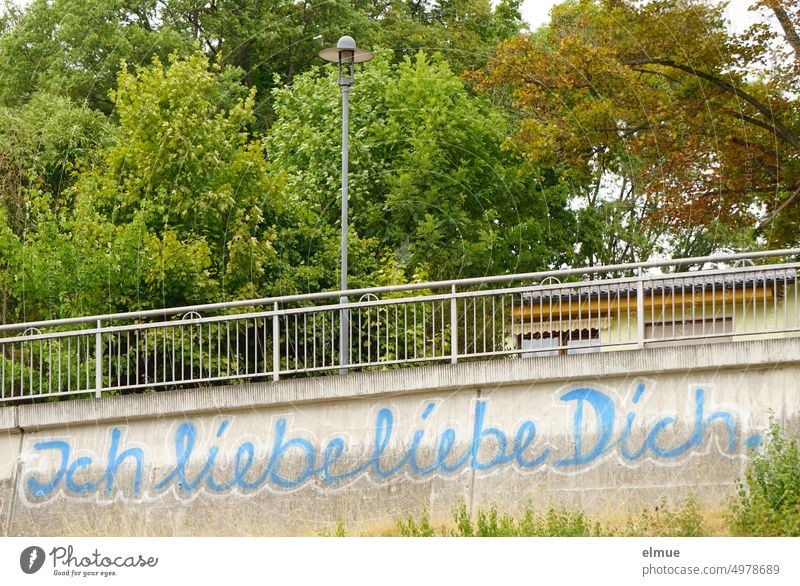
(520, 268, 797, 303)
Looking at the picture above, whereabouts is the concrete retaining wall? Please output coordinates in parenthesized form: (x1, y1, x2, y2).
(2, 338, 799, 536)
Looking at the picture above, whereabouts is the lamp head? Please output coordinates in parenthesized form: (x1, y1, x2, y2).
(319, 36, 373, 86)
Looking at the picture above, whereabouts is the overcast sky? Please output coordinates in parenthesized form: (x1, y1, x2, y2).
(521, 0, 765, 33)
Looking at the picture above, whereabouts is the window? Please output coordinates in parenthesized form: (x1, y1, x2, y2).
(644, 317, 733, 348)
(519, 328, 600, 357)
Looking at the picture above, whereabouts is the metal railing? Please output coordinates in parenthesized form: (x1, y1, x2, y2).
(1, 249, 799, 403)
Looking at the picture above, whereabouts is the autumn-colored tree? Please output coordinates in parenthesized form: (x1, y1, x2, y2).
(477, 0, 800, 261)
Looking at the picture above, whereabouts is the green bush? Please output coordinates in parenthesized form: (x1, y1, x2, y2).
(727, 420, 800, 536)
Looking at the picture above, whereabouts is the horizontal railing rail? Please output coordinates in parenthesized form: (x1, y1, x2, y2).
(1, 248, 799, 403)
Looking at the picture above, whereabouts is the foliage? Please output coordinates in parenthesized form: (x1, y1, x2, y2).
(0, 0, 525, 123)
(74, 52, 282, 303)
(476, 0, 800, 261)
(0, 93, 113, 235)
(268, 51, 575, 282)
(727, 420, 800, 536)
(396, 497, 710, 537)
(399, 503, 603, 536)
(0, 0, 193, 112)
(620, 495, 707, 537)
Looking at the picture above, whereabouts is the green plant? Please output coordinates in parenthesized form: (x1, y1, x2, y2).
(397, 508, 436, 537)
(727, 420, 800, 536)
(623, 495, 707, 537)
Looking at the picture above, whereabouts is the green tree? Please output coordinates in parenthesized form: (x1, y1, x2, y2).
(0, 0, 192, 112)
(0, 93, 113, 234)
(267, 51, 575, 282)
(75, 52, 282, 302)
(477, 0, 800, 261)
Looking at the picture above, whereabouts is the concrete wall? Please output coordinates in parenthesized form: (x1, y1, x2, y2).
(2, 338, 799, 536)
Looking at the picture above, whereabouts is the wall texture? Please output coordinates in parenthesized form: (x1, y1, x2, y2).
(2, 338, 799, 536)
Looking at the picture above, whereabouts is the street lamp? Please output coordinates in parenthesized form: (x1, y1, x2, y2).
(319, 36, 373, 374)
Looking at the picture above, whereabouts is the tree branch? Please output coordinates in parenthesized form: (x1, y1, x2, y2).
(770, 3, 800, 66)
(758, 182, 800, 229)
(624, 57, 800, 151)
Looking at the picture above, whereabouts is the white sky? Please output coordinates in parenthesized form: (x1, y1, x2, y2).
(521, 0, 766, 33)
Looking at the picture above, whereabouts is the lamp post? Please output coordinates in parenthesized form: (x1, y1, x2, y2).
(320, 36, 373, 374)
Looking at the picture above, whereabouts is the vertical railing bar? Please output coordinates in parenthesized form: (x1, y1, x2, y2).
(161, 326, 166, 384)
(125, 331, 130, 387)
(681, 277, 686, 340)
(245, 319, 250, 375)
(762, 272, 767, 332)
(28, 338, 33, 395)
(430, 301, 435, 360)
(332, 309, 337, 368)
(440, 299, 445, 357)
(783, 274, 788, 329)
(214, 322, 219, 379)
(144, 327, 149, 385)
(94, 319, 103, 397)
(322, 311, 326, 369)
(312, 312, 317, 370)
(285, 308, 292, 371)
(509, 293, 525, 350)
(75, 334, 80, 391)
(636, 276, 645, 349)
(481, 297, 486, 354)
(567, 284, 573, 355)
(450, 289, 458, 362)
(261, 315, 266, 375)
(199, 322, 204, 378)
(422, 301, 427, 359)
(712, 279, 717, 336)
(773, 277, 778, 330)
(721, 276, 727, 335)
(273, 302, 280, 381)
(293, 314, 298, 370)
(84, 336, 89, 392)
(472, 298, 476, 355)
(413, 302, 418, 360)
(671, 278, 676, 339)
(462, 297, 467, 355)
(500, 294, 505, 353)
(236, 320, 241, 375)
(106, 332, 112, 391)
(395, 304, 400, 363)
(302, 313, 307, 371)
(376, 302, 381, 364)
(38, 337, 43, 395)
(491, 296, 496, 353)
(186, 323, 193, 382)
(700, 276, 705, 336)
(625, 286, 630, 342)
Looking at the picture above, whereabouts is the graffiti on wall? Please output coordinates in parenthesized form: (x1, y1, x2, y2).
(20, 383, 763, 503)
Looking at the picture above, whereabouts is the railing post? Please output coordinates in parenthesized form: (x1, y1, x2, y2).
(636, 276, 645, 349)
(95, 319, 103, 398)
(450, 284, 458, 364)
(272, 302, 280, 381)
